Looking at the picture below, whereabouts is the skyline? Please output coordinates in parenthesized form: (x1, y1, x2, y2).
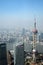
(0, 0, 43, 31)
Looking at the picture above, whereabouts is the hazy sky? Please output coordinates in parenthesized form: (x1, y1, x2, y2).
(0, 0, 43, 31)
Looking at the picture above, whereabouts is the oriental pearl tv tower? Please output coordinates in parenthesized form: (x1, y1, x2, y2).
(32, 18, 38, 64)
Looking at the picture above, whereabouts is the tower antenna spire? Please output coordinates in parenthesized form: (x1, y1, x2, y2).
(34, 18, 36, 29)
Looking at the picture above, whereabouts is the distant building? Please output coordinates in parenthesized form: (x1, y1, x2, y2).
(13, 43, 24, 65)
(22, 28, 26, 36)
(39, 33, 43, 42)
(29, 35, 33, 41)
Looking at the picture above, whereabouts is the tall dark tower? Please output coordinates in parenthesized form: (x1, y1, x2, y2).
(32, 18, 38, 64)
(0, 43, 7, 65)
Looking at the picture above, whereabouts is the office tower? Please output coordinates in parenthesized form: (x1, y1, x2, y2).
(13, 43, 24, 65)
(0, 43, 7, 65)
(39, 33, 43, 42)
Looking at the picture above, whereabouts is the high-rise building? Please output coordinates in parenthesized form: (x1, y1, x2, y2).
(0, 43, 7, 65)
(13, 43, 24, 65)
(39, 33, 43, 42)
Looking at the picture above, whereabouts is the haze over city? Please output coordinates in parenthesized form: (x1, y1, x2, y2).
(0, 0, 43, 31)
(0, 1, 43, 65)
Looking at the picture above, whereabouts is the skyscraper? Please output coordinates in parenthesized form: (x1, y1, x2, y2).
(13, 43, 24, 65)
(0, 43, 7, 65)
